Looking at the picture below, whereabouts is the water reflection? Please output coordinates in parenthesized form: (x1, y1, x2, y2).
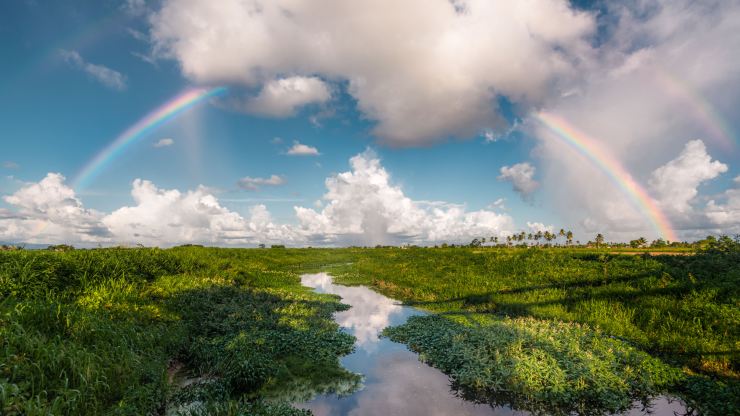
(297, 273, 689, 416)
(299, 273, 498, 415)
(301, 272, 412, 351)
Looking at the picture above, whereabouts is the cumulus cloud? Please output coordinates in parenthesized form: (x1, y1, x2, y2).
(705, 188, 740, 230)
(498, 163, 539, 201)
(243, 76, 331, 117)
(0, 175, 295, 246)
(102, 180, 298, 245)
(237, 174, 286, 191)
(148, 0, 596, 145)
(286, 141, 320, 156)
(153, 138, 174, 147)
(649, 140, 727, 215)
(59, 49, 127, 91)
(527, 222, 553, 234)
(293, 150, 515, 245)
(1, 152, 516, 246)
(0, 173, 109, 242)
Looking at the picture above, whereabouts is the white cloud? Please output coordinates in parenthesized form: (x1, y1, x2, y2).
(148, 0, 596, 145)
(483, 130, 499, 143)
(649, 140, 727, 215)
(237, 174, 286, 191)
(286, 141, 320, 156)
(0, 173, 109, 243)
(498, 163, 539, 201)
(705, 189, 740, 229)
(0, 152, 515, 246)
(243, 76, 331, 117)
(59, 49, 127, 91)
(102, 180, 297, 245)
(153, 138, 174, 147)
(293, 150, 515, 245)
(527, 222, 553, 234)
(490, 198, 506, 210)
(704, 175, 740, 230)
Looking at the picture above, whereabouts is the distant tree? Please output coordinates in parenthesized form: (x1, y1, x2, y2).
(258, 244, 266, 248)
(566, 231, 574, 246)
(650, 238, 667, 248)
(595, 233, 605, 248)
(470, 238, 482, 247)
(47, 244, 74, 252)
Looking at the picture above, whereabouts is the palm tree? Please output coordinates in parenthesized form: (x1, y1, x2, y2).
(566, 231, 573, 246)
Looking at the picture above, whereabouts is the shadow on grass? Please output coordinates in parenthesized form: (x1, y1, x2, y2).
(159, 283, 362, 409)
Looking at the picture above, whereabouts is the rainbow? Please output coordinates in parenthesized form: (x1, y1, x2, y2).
(73, 86, 227, 189)
(653, 68, 736, 151)
(534, 112, 677, 241)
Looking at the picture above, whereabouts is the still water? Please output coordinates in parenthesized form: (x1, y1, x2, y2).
(296, 273, 687, 416)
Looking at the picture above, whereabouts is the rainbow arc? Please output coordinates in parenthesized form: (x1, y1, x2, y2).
(534, 112, 677, 241)
(73, 86, 227, 190)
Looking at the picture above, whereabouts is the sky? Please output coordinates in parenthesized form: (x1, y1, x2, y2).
(0, 0, 739, 247)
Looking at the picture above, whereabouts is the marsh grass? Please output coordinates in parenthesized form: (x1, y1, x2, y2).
(383, 314, 683, 415)
(332, 243, 740, 415)
(0, 247, 358, 415)
(1, 244, 737, 415)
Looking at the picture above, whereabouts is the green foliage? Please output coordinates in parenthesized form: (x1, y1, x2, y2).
(1, 243, 738, 415)
(331, 244, 740, 414)
(0, 247, 359, 415)
(384, 315, 682, 415)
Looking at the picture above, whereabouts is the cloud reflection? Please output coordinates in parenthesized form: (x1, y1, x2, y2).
(301, 273, 404, 351)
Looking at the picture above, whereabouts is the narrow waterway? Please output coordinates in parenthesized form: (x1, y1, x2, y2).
(296, 273, 688, 416)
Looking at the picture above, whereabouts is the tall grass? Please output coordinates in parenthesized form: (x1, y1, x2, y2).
(2, 244, 737, 414)
(331, 241, 740, 414)
(0, 247, 358, 415)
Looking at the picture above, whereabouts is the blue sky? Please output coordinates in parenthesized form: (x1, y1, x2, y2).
(1, 0, 738, 246)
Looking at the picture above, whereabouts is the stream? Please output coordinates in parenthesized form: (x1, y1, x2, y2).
(295, 273, 688, 416)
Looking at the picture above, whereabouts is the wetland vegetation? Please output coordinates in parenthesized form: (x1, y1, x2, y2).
(1, 238, 738, 415)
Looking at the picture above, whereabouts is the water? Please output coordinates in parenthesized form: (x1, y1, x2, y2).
(296, 273, 688, 416)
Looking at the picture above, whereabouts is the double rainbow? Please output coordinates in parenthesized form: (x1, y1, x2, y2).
(535, 112, 677, 241)
(73, 86, 227, 189)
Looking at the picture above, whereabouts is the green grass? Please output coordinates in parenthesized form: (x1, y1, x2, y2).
(384, 314, 682, 415)
(329, 240, 740, 414)
(0, 247, 358, 415)
(1, 243, 738, 415)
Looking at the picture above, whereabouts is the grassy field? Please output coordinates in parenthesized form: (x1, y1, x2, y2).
(331, 240, 740, 415)
(1, 242, 738, 415)
(0, 247, 358, 415)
